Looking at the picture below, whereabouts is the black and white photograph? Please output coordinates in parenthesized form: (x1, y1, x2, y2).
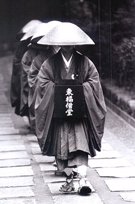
(0, 0, 135, 203)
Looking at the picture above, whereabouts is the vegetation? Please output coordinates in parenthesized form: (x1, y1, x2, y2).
(66, 0, 135, 91)
(111, 0, 135, 90)
(112, 37, 135, 89)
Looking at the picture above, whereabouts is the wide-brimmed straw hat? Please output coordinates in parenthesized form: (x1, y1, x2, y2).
(31, 20, 62, 41)
(16, 20, 41, 41)
(37, 22, 95, 45)
(22, 20, 42, 33)
(20, 20, 42, 41)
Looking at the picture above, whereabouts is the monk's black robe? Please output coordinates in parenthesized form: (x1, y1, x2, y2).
(35, 50, 107, 159)
(10, 40, 29, 115)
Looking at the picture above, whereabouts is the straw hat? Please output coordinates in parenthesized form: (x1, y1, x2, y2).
(31, 20, 62, 40)
(22, 20, 42, 33)
(37, 22, 95, 45)
(20, 20, 42, 41)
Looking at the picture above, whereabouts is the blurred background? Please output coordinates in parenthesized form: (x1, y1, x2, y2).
(0, 0, 135, 117)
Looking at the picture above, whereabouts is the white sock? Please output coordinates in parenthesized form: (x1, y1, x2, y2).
(77, 165, 87, 177)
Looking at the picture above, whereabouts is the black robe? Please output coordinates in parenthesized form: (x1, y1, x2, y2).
(10, 40, 29, 115)
(35, 50, 107, 158)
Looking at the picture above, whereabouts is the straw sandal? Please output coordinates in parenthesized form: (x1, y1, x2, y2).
(59, 174, 75, 193)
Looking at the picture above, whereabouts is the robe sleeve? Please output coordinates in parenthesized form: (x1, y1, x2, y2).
(83, 57, 107, 149)
(28, 53, 49, 107)
(20, 49, 37, 116)
(35, 59, 55, 144)
(28, 54, 43, 88)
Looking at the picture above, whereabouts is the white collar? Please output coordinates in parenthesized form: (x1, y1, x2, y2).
(61, 53, 73, 68)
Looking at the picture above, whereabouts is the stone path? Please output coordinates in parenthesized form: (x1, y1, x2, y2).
(0, 55, 135, 204)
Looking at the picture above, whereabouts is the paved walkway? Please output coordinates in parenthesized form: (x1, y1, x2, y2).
(0, 55, 135, 204)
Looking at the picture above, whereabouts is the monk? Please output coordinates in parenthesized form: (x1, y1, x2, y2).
(10, 19, 41, 116)
(35, 46, 106, 195)
(20, 46, 38, 117)
(28, 46, 59, 132)
(10, 38, 30, 115)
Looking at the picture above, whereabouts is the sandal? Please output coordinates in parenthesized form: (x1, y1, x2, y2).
(59, 174, 75, 193)
(78, 177, 92, 195)
(72, 170, 79, 179)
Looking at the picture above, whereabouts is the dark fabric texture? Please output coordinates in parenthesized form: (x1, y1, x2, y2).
(10, 40, 29, 115)
(27, 48, 56, 131)
(20, 48, 38, 116)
